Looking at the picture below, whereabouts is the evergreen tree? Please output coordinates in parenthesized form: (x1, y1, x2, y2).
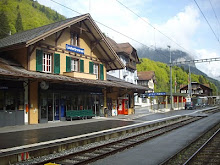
(15, 12, 23, 33)
(0, 11, 10, 39)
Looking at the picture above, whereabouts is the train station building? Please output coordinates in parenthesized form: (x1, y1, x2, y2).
(0, 13, 147, 127)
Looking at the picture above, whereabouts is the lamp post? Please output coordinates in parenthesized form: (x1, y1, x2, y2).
(168, 45, 173, 110)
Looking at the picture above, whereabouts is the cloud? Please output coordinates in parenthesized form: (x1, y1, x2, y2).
(39, 1, 200, 50)
(37, 0, 220, 80)
(195, 49, 220, 80)
(90, 4, 201, 52)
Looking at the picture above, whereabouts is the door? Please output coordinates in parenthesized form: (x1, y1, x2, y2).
(48, 98, 53, 121)
(54, 94, 60, 120)
(123, 99, 128, 115)
(117, 99, 123, 115)
(40, 93, 48, 123)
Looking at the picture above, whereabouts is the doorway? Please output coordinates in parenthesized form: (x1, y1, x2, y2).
(39, 93, 61, 123)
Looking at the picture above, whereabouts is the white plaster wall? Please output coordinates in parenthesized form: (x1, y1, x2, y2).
(108, 55, 138, 84)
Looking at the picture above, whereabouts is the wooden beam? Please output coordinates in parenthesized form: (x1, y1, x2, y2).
(28, 43, 37, 57)
(91, 39, 103, 51)
(39, 42, 103, 62)
(55, 29, 65, 46)
(73, 25, 91, 34)
(82, 21, 116, 70)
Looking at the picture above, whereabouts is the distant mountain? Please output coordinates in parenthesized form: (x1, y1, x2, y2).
(137, 46, 220, 93)
(137, 46, 208, 75)
(137, 58, 218, 94)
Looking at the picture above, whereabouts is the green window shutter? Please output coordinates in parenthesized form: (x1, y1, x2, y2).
(54, 53, 60, 74)
(80, 59, 84, 73)
(36, 49, 43, 72)
(66, 56, 71, 72)
(100, 64, 104, 80)
(89, 61, 94, 74)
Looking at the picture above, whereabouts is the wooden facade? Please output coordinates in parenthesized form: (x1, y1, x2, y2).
(0, 14, 147, 126)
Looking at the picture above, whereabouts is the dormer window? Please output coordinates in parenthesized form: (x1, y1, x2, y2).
(71, 33, 80, 46)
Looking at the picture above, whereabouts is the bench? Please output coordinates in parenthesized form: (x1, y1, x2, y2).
(66, 109, 95, 120)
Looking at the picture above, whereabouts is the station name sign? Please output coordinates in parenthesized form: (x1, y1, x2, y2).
(66, 44, 84, 55)
(146, 92, 166, 96)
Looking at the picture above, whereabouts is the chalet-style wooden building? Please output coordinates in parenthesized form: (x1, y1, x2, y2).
(0, 14, 147, 127)
(180, 82, 213, 96)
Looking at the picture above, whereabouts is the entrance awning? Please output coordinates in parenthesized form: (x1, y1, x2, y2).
(0, 57, 148, 91)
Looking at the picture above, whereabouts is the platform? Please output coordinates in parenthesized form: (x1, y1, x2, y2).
(0, 107, 216, 156)
(92, 110, 220, 165)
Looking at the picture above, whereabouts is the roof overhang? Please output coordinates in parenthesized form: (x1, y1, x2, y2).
(0, 57, 134, 90)
(0, 14, 124, 71)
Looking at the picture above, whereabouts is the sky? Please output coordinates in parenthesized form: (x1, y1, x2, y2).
(38, 0, 220, 81)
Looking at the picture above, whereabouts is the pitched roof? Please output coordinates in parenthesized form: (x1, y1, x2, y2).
(180, 82, 212, 90)
(107, 74, 148, 91)
(137, 71, 155, 81)
(0, 13, 124, 70)
(106, 37, 139, 63)
(0, 15, 87, 49)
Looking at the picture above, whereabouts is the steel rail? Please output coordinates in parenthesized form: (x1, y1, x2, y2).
(159, 118, 220, 165)
(182, 128, 220, 165)
(40, 116, 203, 165)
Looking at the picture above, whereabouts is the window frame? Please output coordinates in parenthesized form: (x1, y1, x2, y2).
(42, 52, 52, 73)
(70, 32, 80, 47)
(71, 58, 79, 72)
(93, 63, 99, 79)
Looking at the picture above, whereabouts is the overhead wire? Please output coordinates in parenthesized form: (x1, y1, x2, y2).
(49, 0, 172, 60)
(115, 0, 195, 56)
(193, 0, 220, 45)
(208, 0, 220, 38)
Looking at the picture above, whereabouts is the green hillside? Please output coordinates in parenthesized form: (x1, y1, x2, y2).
(0, 0, 65, 38)
(137, 58, 218, 95)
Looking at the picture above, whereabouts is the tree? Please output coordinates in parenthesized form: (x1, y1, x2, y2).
(0, 11, 10, 39)
(15, 12, 23, 33)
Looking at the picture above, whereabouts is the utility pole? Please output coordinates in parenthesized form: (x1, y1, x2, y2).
(175, 75, 177, 93)
(168, 45, 173, 110)
(188, 63, 192, 98)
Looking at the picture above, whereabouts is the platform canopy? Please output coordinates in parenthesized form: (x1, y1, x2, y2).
(0, 57, 147, 91)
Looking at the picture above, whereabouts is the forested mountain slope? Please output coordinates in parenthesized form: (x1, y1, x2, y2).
(0, 0, 65, 38)
(137, 58, 218, 94)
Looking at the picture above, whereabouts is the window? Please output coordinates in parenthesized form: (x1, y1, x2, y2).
(36, 49, 60, 74)
(71, 33, 80, 46)
(89, 62, 104, 80)
(71, 59, 78, 72)
(43, 52, 52, 73)
(93, 63, 99, 79)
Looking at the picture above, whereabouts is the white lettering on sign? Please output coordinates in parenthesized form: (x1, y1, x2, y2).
(66, 44, 84, 54)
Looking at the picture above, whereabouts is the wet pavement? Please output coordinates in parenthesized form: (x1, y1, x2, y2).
(0, 120, 137, 149)
(134, 109, 196, 121)
(0, 106, 215, 151)
(92, 112, 220, 165)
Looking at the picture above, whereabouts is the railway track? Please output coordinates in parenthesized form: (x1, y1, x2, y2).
(203, 107, 220, 114)
(160, 122, 220, 165)
(183, 128, 220, 165)
(39, 116, 203, 165)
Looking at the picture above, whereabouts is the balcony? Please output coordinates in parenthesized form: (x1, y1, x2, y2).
(63, 71, 97, 80)
(126, 63, 136, 70)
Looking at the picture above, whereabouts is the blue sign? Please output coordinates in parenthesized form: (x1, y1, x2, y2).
(66, 44, 84, 55)
(146, 92, 166, 96)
